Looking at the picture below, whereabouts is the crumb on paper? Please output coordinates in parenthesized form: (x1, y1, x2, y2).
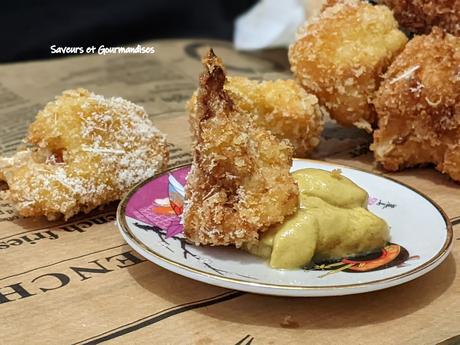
(280, 315, 300, 329)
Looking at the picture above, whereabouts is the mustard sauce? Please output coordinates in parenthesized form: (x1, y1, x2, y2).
(245, 168, 389, 269)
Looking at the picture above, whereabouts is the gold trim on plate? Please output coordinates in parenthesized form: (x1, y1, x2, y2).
(116, 159, 453, 291)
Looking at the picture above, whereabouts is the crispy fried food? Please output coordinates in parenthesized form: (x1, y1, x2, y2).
(371, 28, 460, 181)
(183, 50, 299, 247)
(379, 0, 460, 36)
(187, 77, 323, 157)
(289, 0, 408, 131)
(0, 88, 169, 220)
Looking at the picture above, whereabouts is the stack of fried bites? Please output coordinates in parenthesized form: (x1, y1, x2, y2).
(288, 0, 459, 182)
(184, 0, 459, 246)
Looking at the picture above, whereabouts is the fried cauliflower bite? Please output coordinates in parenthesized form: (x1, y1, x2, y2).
(187, 77, 323, 157)
(226, 77, 323, 157)
(183, 50, 299, 247)
(371, 28, 460, 181)
(379, 0, 460, 36)
(289, 0, 408, 131)
(0, 88, 169, 220)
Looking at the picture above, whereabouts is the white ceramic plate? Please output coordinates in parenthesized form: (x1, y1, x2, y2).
(116, 159, 453, 297)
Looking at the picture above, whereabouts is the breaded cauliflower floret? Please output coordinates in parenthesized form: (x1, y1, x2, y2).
(0, 88, 169, 219)
(371, 28, 460, 181)
(289, 0, 408, 131)
(225, 77, 323, 157)
(183, 50, 299, 247)
(188, 77, 323, 157)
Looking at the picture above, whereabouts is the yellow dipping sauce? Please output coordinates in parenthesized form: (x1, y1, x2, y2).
(245, 168, 389, 269)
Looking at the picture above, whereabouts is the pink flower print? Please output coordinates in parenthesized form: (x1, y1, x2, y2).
(368, 197, 378, 206)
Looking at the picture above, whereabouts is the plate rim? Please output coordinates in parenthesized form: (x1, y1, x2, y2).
(116, 159, 453, 292)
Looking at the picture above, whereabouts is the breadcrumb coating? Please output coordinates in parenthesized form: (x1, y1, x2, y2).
(380, 0, 460, 35)
(183, 50, 299, 247)
(371, 28, 460, 181)
(188, 77, 323, 157)
(0, 88, 169, 219)
(289, 0, 408, 131)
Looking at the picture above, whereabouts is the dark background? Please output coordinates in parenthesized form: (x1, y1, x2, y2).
(1, 0, 256, 63)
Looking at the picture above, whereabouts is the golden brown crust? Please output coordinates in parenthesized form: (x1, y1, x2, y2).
(0, 88, 169, 219)
(187, 77, 323, 157)
(289, 0, 408, 131)
(371, 28, 460, 181)
(380, 0, 460, 35)
(183, 50, 299, 247)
